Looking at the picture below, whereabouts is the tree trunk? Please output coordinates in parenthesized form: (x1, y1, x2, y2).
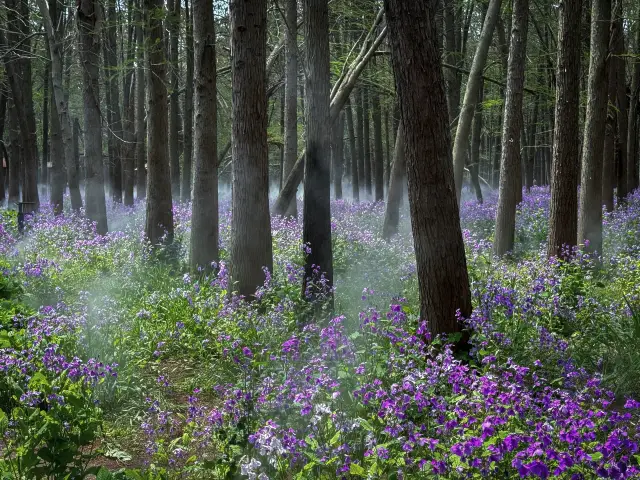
(135, 0, 147, 200)
(525, 96, 539, 192)
(372, 85, 384, 201)
(494, 0, 529, 257)
(578, 0, 611, 254)
(443, 0, 460, 125)
(613, 15, 628, 203)
(230, 0, 273, 297)
(627, 17, 640, 194)
(382, 123, 405, 239)
(0, 83, 5, 202)
(602, 43, 617, 212)
(182, 0, 194, 202)
(547, 0, 582, 257)
(282, 0, 298, 217)
(332, 110, 344, 200)
(302, 0, 333, 301)
(384, 107, 390, 188)
(42, 64, 50, 190)
(167, 0, 181, 198)
(469, 80, 484, 203)
(7, 100, 20, 205)
(356, 88, 365, 193)
(452, 0, 501, 204)
(362, 87, 372, 197)
(190, 0, 218, 271)
(122, 7, 137, 207)
(385, 0, 472, 339)
(346, 97, 359, 202)
(144, 0, 173, 244)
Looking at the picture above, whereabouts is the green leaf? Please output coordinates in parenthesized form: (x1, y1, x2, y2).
(329, 431, 340, 446)
(349, 463, 366, 476)
(590, 452, 603, 462)
(356, 417, 374, 432)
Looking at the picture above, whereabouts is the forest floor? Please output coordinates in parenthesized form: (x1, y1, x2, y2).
(2, 187, 640, 479)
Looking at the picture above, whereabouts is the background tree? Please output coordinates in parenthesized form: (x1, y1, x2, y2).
(282, 0, 299, 217)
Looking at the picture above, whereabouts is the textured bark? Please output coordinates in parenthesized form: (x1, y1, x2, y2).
(384, 107, 390, 188)
(452, 0, 502, 204)
(372, 86, 384, 201)
(494, 0, 529, 257)
(78, 0, 108, 233)
(346, 97, 359, 202)
(144, 0, 174, 244)
(122, 5, 137, 207)
(0, 83, 5, 202)
(443, 0, 461, 125)
(525, 96, 539, 192)
(190, 0, 218, 271)
(302, 0, 333, 300)
(135, 1, 147, 200)
(613, 16, 628, 203)
(230, 0, 273, 297)
(182, 0, 194, 202)
(356, 88, 365, 191)
(167, 0, 181, 198)
(362, 88, 372, 196)
(332, 111, 344, 200)
(628, 19, 640, 193)
(578, 0, 611, 254)
(469, 81, 484, 203)
(602, 43, 617, 212)
(7, 101, 20, 205)
(42, 64, 50, 189)
(385, 0, 472, 338)
(547, 0, 582, 257)
(382, 123, 405, 240)
(282, 0, 298, 217)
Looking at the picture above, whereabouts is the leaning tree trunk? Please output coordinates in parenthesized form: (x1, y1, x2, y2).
(494, 0, 528, 257)
(547, 0, 582, 257)
(189, 0, 218, 271)
(282, 0, 298, 217)
(230, 0, 273, 297)
(346, 97, 359, 202)
(384, 0, 472, 340)
(627, 16, 640, 194)
(578, 0, 611, 254)
(452, 0, 502, 204)
(78, 0, 107, 233)
(144, 0, 174, 245)
(135, 0, 147, 200)
(181, 0, 194, 202)
(382, 123, 405, 240)
(167, 0, 181, 198)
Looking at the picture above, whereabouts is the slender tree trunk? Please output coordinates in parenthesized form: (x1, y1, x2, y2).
(443, 0, 461, 125)
(494, 0, 529, 257)
(613, 15, 628, 203)
(190, 0, 218, 271)
(42, 65, 50, 189)
(362, 87, 372, 196)
(7, 101, 20, 205)
(469, 80, 484, 203)
(356, 88, 365, 191)
(382, 123, 405, 239)
(182, 0, 194, 202)
(602, 47, 617, 212)
(144, 0, 173, 244)
(281, 0, 298, 217)
(230, 0, 273, 297)
(135, 1, 147, 200)
(167, 0, 181, 198)
(578, 0, 611, 254)
(627, 17, 640, 193)
(525, 96, 539, 192)
(346, 97, 359, 202)
(384, 0, 471, 340)
(122, 9, 137, 207)
(452, 0, 502, 204)
(372, 86, 384, 201)
(547, 0, 582, 257)
(302, 0, 333, 301)
(0, 83, 5, 202)
(384, 107, 390, 188)
(332, 110, 344, 200)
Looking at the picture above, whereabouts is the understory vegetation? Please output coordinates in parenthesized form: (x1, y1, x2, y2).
(2, 187, 640, 479)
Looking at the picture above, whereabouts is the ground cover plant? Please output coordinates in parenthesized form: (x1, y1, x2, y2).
(1, 187, 640, 479)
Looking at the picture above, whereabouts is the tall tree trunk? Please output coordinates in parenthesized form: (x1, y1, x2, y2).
(332, 110, 344, 200)
(627, 17, 640, 194)
(7, 100, 20, 205)
(230, 0, 273, 297)
(443, 0, 460, 125)
(356, 88, 365, 193)
(452, 0, 502, 204)
(144, 0, 173, 244)
(122, 14, 136, 207)
(346, 97, 359, 202)
(302, 0, 333, 300)
(602, 44, 617, 212)
(282, 0, 298, 217)
(362, 87, 372, 196)
(525, 96, 539, 192)
(384, 0, 471, 340)
(0, 83, 5, 202)
(78, 0, 108, 233)
(384, 107, 390, 188)
(182, 0, 194, 202)
(469, 80, 484, 203)
(372, 86, 384, 201)
(578, 0, 611, 254)
(547, 0, 582, 257)
(190, 0, 218, 271)
(167, 0, 181, 198)
(382, 123, 405, 239)
(613, 15, 628, 203)
(494, 0, 529, 257)
(135, 1, 147, 200)
(42, 65, 50, 189)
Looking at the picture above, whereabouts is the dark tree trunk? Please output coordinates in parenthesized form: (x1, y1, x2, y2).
(548, 0, 582, 257)
(356, 88, 365, 193)
(49, 76, 65, 215)
(443, 0, 460, 125)
(0, 83, 5, 202)
(346, 97, 359, 202)
(332, 111, 344, 200)
(627, 17, 640, 194)
(382, 123, 405, 240)
(190, 0, 218, 271)
(167, 0, 181, 198)
(230, 0, 273, 297)
(182, 0, 194, 202)
(7, 101, 20, 205)
(282, 0, 298, 217)
(578, 0, 610, 254)
(372, 86, 384, 201)
(144, 0, 173, 244)
(302, 0, 333, 301)
(525, 96, 539, 192)
(613, 16, 628, 203)
(602, 44, 617, 212)
(362, 88, 372, 197)
(469, 80, 484, 203)
(42, 65, 50, 189)
(384, 107, 390, 188)
(384, 0, 472, 339)
(135, 0, 147, 200)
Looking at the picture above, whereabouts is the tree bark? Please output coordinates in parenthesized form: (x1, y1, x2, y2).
(613, 15, 628, 203)
(494, 0, 529, 257)
(443, 0, 461, 125)
(182, 0, 194, 202)
(362, 87, 372, 196)
(7, 100, 20, 205)
(356, 88, 365, 193)
(525, 96, 539, 192)
(42, 65, 50, 189)
(332, 110, 344, 200)
(230, 0, 273, 297)
(282, 0, 298, 217)
(452, 0, 502, 204)
(627, 17, 640, 194)
(372, 85, 384, 201)
(0, 83, 5, 202)
(602, 41, 617, 212)
(547, 0, 582, 257)
(578, 0, 611, 254)
(346, 97, 359, 202)
(469, 80, 484, 203)
(190, 0, 218, 271)
(384, 0, 472, 339)
(167, 0, 181, 198)
(144, 0, 174, 244)
(135, 0, 147, 200)
(382, 123, 405, 239)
